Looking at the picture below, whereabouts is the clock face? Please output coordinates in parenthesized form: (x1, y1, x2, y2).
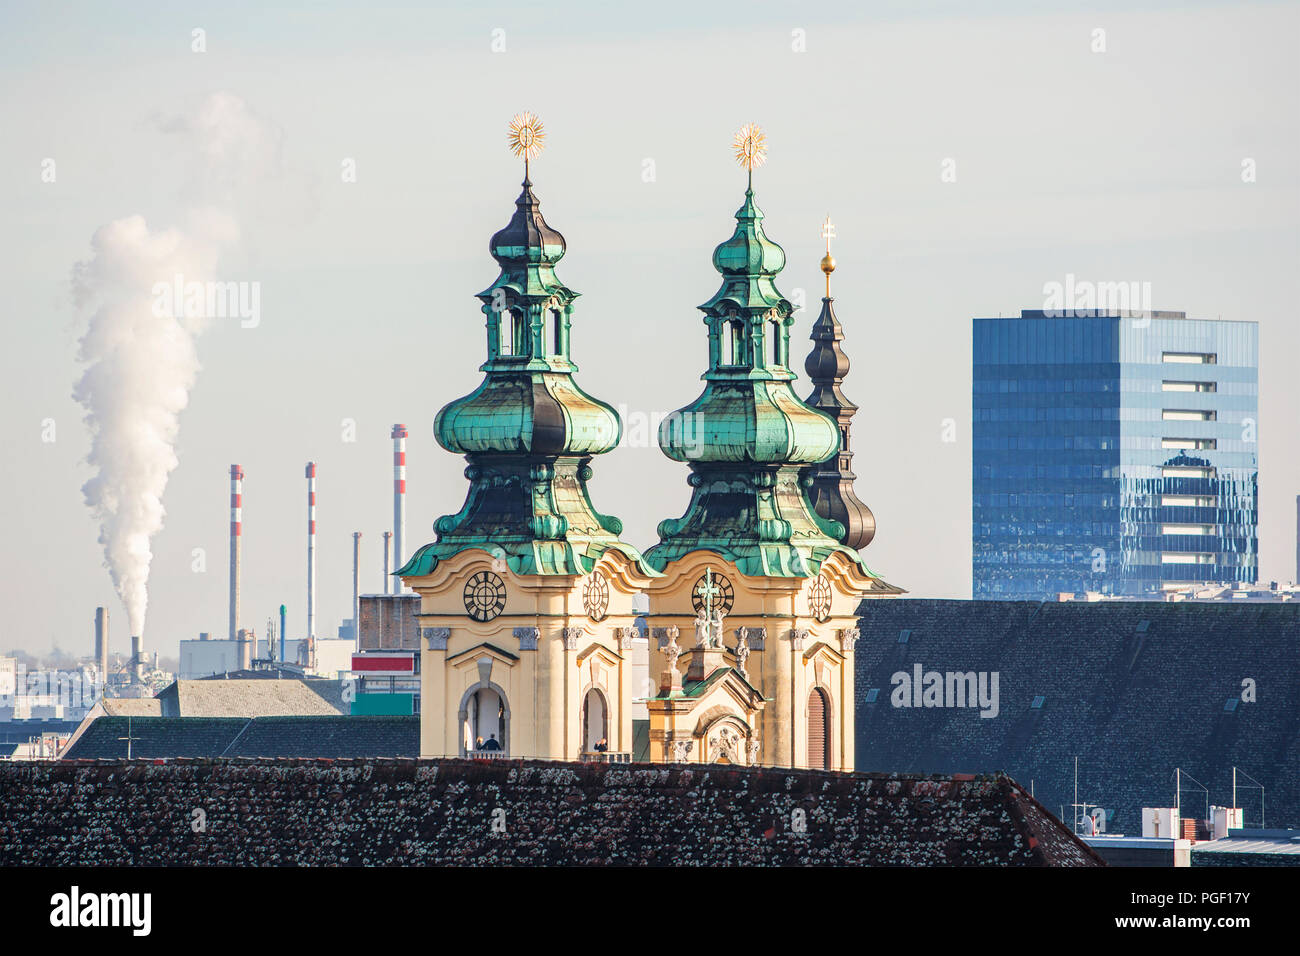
(691, 571, 734, 615)
(808, 574, 832, 623)
(583, 572, 610, 622)
(463, 571, 507, 622)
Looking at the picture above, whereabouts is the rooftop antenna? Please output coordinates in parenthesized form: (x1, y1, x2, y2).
(1175, 768, 1210, 826)
(1232, 766, 1265, 827)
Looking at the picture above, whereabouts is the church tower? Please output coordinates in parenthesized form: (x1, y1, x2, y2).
(400, 114, 656, 761)
(641, 126, 902, 770)
(802, 219, 876, 550)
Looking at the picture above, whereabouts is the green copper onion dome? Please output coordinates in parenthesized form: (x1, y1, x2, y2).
(658, 184, 840, 467)
(400, 117, 650, 579)
(433, 175, 621, 459)
(646, 127, 869, 578)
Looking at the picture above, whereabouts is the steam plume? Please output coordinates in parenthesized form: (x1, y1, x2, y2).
(72, 93, 277, 637)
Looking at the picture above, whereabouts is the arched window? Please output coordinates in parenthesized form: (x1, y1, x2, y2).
(807, 687, 830, 770)
(721, 318, 745, 367)
(499, 311, 515, 357)
(582, 688, 607, 753)
(551, 309, 563, 357)
(769, 318, 782, 366)
(464, 687, 508, 755)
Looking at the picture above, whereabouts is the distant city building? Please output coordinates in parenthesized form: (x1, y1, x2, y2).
(973, 310, 1258, 599)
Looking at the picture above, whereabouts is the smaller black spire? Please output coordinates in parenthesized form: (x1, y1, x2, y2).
(803, 296, 875, 550)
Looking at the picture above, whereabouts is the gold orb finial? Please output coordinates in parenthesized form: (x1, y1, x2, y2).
(508, 111, 547, 169)
(732, 123, 768, 176)
(821, 215, 837, 295)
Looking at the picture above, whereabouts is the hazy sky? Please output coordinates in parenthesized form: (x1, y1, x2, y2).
(1, 1, 1297, 658)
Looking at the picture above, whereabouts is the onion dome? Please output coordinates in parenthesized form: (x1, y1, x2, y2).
(646, 126, 868, 579)
(400, 113, 649, 580)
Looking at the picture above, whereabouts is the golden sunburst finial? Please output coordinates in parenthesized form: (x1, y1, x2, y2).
(732, 123, 767, 184)
(508, 111, 547, 175)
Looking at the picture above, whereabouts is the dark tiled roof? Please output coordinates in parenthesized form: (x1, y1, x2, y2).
(59, 716, 417, 760)
(223, 716, 417, 758)
(0, 758, 1101, 866)
(61, 717, 247, 759)
(855, 599, 1300, 831)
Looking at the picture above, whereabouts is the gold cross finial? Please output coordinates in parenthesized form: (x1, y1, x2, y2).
(820, 215, 837, 297)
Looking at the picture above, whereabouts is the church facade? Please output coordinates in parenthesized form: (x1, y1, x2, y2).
(400, 117, 900, 770)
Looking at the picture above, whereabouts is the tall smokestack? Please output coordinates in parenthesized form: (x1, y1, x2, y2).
(229, 464, 244, 640)
(352, 532, 362, 641)
(306, 462, 317, 644)
(94, 607, 109, 683)
(130, 635, 142, 683)
(391, 424, 407, 591)
(382, 531, 392, 595)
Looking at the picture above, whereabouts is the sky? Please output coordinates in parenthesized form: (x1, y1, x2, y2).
(1, 0, 1297, 659)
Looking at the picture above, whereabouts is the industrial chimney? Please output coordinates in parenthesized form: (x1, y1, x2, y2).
(130, 635, 143, 683)
(94, 607, 109, 683)
(352, 531, 362, 642)
(229, 464, 244, 640)
(382, 530, 392, 595)
(306, 462, 317, 644)
(391, 424, 407, 591)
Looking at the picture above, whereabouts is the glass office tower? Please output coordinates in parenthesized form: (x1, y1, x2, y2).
(973, 310, 1258, 599)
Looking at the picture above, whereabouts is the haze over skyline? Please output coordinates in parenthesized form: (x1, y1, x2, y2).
(1, 1, 1297, 657)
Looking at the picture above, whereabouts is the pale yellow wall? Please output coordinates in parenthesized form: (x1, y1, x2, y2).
(642, 549, 884, 772)
(405, 548, 651, 760)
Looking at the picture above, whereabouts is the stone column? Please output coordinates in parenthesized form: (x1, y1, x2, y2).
(616, 625, 636, 754)
(561, 626, 583, 759)
(420, 627, 450, 758)
(517, 625, 552, 759)
(790, 627, 810, 768)
(838, 626, 858, 772)
(769, 624, 795, 769)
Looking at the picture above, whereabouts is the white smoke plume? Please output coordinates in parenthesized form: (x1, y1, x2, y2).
(72, 92, 279, 639)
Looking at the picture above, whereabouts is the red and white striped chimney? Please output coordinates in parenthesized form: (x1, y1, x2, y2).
(306, 462, 317, 643)
(391, 424, 407, 591)
(229, 464, 244, 641)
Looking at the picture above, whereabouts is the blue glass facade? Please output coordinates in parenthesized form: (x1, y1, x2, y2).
(973, 310, 1257, 599)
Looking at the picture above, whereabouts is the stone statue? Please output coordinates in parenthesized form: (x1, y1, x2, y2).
(734, 627, 750, 679)
(708, 607, 724, 648)
(663, 627, 682, 670)
(693, 608, 710, 647)
(669, 739, 694, 763)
